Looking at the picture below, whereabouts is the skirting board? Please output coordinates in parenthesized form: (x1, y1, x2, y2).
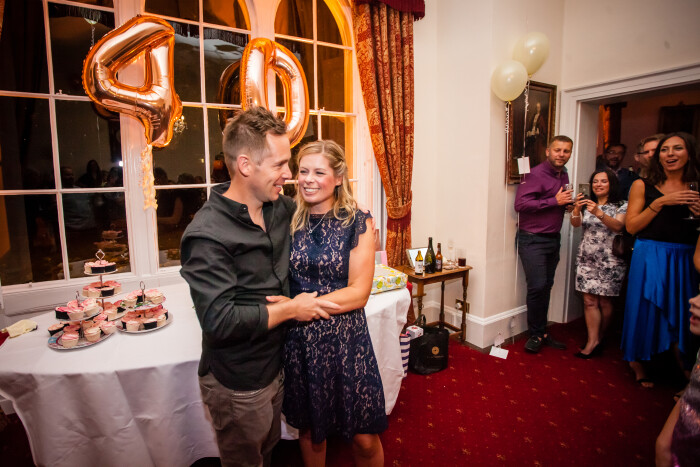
(418, 301, 528, 349)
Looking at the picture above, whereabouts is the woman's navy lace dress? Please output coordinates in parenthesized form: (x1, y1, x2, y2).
(283, 210, 387, 443)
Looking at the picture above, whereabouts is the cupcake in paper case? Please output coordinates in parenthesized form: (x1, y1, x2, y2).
(55, 307, 70, 320)
(48, 323, 66, 336)
(103, 280, 122, 294)
(82, 320, 98, 331)
(143, 318, 157, 330)
(94, 312, 108, 323)
(98, 286, 115, 297)
(81, 299, 99, 314)
(156, 314, 167, 327)
(125, 319, 141, 332)
(145, 289, 164, 304)
(64, 324, 81, 335)
(84, 326, 101, 342)
(122, 295, 138, 308)
(61, 332, 79, 348)
(82, 286, 101, 298)
(100, 321, 117, 335)
(67, 309, 84, 320)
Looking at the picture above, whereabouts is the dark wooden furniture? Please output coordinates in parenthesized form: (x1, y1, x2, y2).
(395, 265, 472, 344)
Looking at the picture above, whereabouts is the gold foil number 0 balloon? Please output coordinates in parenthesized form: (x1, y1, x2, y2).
(82, 15, 183, 148)
(240, 38, 309, 147)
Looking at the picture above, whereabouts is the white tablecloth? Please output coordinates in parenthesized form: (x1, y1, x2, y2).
(0, 284, 409, 467)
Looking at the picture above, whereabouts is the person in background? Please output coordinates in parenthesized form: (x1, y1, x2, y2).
(655, 235, 700, 466)
(635, 134, 664, 179)
(514, 135, 573, 354)
(272, 140, 386, 466)
(622, 132, 700, 388)
(180, 107, 339, 467)
(77, 159, 103, 188)
(570, 169, 627, 358)
(602, 143, 639, 200)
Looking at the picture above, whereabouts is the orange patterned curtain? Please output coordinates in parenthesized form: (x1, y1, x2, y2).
(352, 1, 421, 267)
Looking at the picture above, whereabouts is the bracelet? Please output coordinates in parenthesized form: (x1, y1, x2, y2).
(596, 212, 605, 220)
(571, 214, 581, 219)
(648, 205, 659, 213)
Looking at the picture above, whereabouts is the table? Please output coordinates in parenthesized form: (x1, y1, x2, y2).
(0, 284, 410, 467)
(394, 265, 472, 343)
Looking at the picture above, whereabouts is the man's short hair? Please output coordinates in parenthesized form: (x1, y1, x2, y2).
(222, 107, 287, 171)
(637, 134, 664, 153)
(604, 143, 626, 153)
(548, 135, 573, 147)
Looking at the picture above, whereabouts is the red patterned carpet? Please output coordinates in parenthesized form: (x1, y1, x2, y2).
(0, 319, 683, 466)
(273, 318, 681, 466)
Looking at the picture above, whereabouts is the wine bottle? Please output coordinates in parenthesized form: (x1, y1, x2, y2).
(436, 242, 443, 272)
(425, 237, 436, 274)
(414, 250, 424, 274)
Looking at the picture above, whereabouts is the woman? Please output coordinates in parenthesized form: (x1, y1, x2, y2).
(622, 132, 700, 387)
(655, 238, 700, 465)
(570, 169, 627, 358)
(282, 140, 385, 466)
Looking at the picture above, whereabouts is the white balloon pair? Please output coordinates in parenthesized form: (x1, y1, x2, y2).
(491, 32, 550, 102)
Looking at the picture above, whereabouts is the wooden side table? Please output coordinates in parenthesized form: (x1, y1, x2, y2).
(395, 265, 472, 344)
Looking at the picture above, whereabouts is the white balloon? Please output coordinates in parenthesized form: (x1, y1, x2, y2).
(513, 32, 550, 76)
(490, 60, 528, 102)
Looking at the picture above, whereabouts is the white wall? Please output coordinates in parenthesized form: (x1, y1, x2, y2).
(561, 0, 700, 89)
(411, 0, 700, 347)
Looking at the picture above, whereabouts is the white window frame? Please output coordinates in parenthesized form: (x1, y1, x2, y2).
(1, 0, 375, 318)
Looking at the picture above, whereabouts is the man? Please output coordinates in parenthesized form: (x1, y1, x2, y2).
(180, 107, 339, 467)
(602, 143, 638, 200)
(514, 135, 573, 354)
(634, 134, 663, 178)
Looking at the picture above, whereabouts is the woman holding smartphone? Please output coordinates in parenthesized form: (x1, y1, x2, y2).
(570, 169, 627, 358)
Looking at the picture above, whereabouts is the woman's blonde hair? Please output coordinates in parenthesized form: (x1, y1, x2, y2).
(290, 140, 357, 235)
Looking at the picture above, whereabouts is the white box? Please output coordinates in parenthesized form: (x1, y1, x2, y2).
(406, 325, 423, 340)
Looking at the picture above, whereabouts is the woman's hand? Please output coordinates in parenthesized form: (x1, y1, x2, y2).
(656, 189, 700, 208)
(689, 198, 700, 217)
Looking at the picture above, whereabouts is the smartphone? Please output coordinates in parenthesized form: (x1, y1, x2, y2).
(578, 183, 591, 199)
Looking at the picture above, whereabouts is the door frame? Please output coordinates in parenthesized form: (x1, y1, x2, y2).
(551, 63, 700, 324)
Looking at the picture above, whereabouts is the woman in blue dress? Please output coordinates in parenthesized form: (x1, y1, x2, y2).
(623, 132, 700, 387)
(278, 140, 386, 466)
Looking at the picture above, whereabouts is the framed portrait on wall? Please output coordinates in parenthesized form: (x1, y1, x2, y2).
(506, 81, 557, 184)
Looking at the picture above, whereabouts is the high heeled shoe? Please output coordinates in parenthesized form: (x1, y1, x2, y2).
(574, 344, 602, 359)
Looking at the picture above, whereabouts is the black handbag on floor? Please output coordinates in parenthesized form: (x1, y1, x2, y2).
(408, 316, 449, 375)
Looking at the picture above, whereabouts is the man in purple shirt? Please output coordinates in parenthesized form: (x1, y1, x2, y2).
(514, 135, 574, 353)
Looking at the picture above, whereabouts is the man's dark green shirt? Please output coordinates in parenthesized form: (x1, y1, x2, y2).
(180, 182, 295, 391)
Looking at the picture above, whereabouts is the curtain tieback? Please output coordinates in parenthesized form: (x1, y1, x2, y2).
(386, 196, 412, 230)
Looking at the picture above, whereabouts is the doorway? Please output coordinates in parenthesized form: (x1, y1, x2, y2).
(550, 64, 700, 324)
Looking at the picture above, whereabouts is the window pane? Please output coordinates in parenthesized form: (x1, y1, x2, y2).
(0, 0, 49, 93)
(317, 0, 342, 45)
(49, 4, 115, 96)
(0, 97, 55, 190)
(321, 114, 353, 177)
(169, 21, 202, 103)
(145, 0, 198, 21)
(153, 107, 206, 185)
(63, 192, 130, 278)
(204, 28, 248, 104)
(156, 187, 206, 266)
(275, 39, 315, 109)
(55, 100, 122, 189)
(275, 0, 313, 39)
(207, 107, 231, 184)
(204, 0, 248, 29)
(0, 195, 63, 285)
(317, 46, 347, 112)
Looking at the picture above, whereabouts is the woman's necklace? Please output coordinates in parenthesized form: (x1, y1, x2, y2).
(307, 211, 329, 234)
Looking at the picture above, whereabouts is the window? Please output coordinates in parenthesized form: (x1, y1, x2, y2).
(1, 0, 371, 310)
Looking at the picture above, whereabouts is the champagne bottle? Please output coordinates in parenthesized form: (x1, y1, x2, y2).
(436, 242, 443, 272)
(425, 237, 436, 274)
(414, 250, 424, 274)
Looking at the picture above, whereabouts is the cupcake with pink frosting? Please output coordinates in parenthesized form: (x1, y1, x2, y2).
(84, 326, 101, 342)
(145, 289, 164, 304)
(61, 332, 79, 348)
(100, 321, 117, 335)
